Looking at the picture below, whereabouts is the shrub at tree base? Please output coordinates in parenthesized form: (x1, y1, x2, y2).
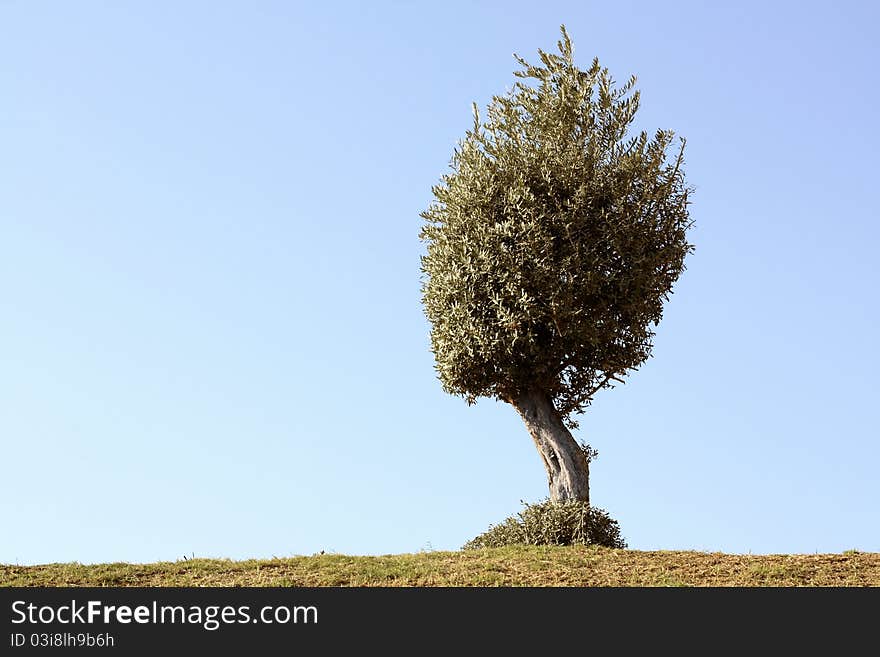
(463, 499, 626, 550)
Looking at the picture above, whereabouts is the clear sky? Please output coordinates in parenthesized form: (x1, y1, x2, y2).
(2, 1, 878, 565)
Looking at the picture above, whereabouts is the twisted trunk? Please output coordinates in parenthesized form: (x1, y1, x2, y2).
(511, 388, 590, 504)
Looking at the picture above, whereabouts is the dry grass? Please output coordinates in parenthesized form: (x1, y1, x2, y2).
(2, 546, 878, 587)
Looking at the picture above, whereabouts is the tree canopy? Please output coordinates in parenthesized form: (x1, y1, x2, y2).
(420, 25, 693, 429)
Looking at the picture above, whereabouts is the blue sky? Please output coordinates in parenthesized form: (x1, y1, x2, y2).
(2, 1, 878, 565)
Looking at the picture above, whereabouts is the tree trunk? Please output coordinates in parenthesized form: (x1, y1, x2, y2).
(510, 388, 590, 504)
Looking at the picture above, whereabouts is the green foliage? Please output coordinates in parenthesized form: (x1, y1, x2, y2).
(580, 441, 599, 465)
(463, 499, 626, 550)
(420, 25, 693, 426)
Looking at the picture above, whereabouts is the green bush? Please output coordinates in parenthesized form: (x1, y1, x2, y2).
(463, 499, 626, 550)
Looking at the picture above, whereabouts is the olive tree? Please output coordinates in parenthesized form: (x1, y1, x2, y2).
(420, 26, 693, 504)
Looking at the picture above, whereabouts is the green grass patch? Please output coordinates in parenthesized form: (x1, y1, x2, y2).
(3, 546, 879, 587)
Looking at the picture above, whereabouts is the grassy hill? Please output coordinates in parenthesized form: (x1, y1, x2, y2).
(3, 546, 878, 587)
